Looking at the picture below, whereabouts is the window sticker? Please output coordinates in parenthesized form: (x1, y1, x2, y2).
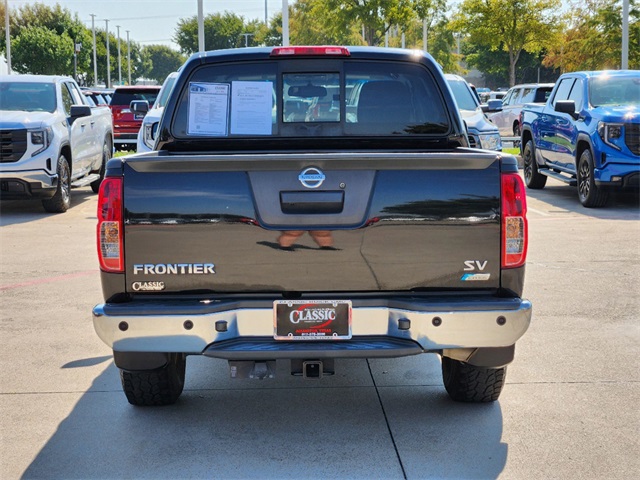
(187, 82, 230, 136)
(230, 81, 274, 135)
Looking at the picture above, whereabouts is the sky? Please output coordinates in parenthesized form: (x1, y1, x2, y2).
(6, 0, 289, 50)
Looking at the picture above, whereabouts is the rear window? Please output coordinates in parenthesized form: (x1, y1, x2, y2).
(111, 88, 160, 107)
(171, 60, 449, 138)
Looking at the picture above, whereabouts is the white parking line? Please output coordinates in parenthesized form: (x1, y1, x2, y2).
(528, 207, 551, 216)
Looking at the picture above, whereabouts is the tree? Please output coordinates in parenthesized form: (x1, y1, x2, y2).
(254, 13, 283, 46)
(174, 11, 247, 55)
(543, 0, 640, 71)
(10, 26, 74, 75)
(452, 0, 562, 86)
(141, 45, 185, 83)
(0, 2, 92, 79)
(323, 0, 418, 46)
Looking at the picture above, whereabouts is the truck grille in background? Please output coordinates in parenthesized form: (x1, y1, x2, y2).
(0, 129, 28, 163)
(625, 123, 640, 155)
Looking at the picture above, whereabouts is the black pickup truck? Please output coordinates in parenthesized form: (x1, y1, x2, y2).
(93, 46, 532, 406)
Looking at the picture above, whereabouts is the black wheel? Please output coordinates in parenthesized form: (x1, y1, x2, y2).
(522, 139, 547, 189)
(120, 353, 186, 406)
(441, 356, 506, 403)
(91, 140, 110, 193)
(577, 149, 608, 208)
(41, 154, 71, 213)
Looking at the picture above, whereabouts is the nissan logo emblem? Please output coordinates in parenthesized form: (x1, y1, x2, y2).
(298, 167, 325, 189)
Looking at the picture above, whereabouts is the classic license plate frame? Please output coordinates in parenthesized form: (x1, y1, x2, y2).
(274, 300, 352, 340)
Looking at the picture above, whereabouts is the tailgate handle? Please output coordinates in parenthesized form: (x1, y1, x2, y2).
(280, 191, 344, 214)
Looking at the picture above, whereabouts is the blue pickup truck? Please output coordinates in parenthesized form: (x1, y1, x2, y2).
(520, 70, 639, 207)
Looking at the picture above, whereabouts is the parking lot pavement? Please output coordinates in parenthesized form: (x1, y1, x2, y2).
(1, 178, 638, 479)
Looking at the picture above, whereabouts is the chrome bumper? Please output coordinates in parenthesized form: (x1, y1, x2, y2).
(93, 297, 532, 357)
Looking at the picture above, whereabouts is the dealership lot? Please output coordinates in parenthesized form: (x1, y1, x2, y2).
(1, 177, 638, 479)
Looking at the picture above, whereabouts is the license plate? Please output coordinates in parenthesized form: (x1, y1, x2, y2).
(274, 300, 352, 340)
(134, 114, 144, 120)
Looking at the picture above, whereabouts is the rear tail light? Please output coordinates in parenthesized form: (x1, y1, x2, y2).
(97, 177, 124, 272)
(271, 46, 350, 56)
(501, 172, 528, 268)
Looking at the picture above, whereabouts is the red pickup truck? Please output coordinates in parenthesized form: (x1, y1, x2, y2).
(109, 86, 160, 151)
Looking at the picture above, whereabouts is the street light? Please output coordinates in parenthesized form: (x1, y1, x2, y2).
(4, 0, 11, 74)
(116, 25, 122, 85)
(126, 30, 131, 85)
(241, 33, 254, 47)
(90, 14, 98, 86)
(105, 19, 110, 88)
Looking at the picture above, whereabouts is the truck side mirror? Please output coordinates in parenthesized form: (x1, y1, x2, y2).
(481, 99, 503, 113)
(554, 100, 578, 119)
(70, 104, 92, 119)
(130, 100, 150, 115)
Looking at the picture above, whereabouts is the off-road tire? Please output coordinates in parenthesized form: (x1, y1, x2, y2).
(522, 139, 547, 189)
(577, 149, 608, 208)
(90, 139, 110, 193)
(42, 154, 71, 213)
(120, 353, 186, 406)
(442, 356, 506, 403)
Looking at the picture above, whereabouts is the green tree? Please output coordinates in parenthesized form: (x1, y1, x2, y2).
(543, 0, 640, 71)
(324, 0, 417, 46)
(11, 26, 74, 75)
(452, 0, 561, 86)
(288, 0, 364, 45)
(174, 11, 246, 55)
(141, 45, 185, 83)
(1, 2, 91, 78)
(254, 13, 283, 46)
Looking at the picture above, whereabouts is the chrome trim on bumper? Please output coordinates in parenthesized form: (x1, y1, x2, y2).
(93, 298, 532, 356)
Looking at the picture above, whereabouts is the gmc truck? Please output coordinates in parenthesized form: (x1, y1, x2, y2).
(0, 75, 113, 212)
(92, 46, 532, 406)
(521, 70, 639, 207)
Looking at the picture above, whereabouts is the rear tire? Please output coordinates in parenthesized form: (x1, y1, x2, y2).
(120, 353, 186, 406)
(41, 154, 71, 213)
(442, 356, 506, 403)
(577, 149, 608, 207)
(91, 139, 111, 193)
(522, 139, 547, 189)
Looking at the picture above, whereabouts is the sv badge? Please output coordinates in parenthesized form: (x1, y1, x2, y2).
(463, 260, 488, 271)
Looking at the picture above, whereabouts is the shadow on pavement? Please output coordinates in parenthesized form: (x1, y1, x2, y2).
(0, 189, 96, 227)
(524, 181, 640, 220)
(22, 357, 507, 479)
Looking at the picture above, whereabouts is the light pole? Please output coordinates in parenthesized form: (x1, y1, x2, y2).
(90, 14, 98, 86)
(241, 33, 254, 47)
(197, 0, 204, 52)
(105, 19, 110, 88)
(622, 0, 629, 69)
(126, 30, 131, 85)
(4, 0, 11, 74)
(281, 0, 289, 46)
(423, 19, 428, 53)
(116, 25, 122, 85)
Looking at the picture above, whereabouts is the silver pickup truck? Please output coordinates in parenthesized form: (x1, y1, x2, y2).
(0, 75, 113, 212)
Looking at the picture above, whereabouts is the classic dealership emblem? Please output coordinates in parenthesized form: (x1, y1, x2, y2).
(298, 167, 325, 189)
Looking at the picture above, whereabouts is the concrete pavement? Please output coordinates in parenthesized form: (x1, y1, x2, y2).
(1, 178, 638, 479)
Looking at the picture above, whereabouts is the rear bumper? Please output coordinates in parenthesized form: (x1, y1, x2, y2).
(92, 296, 532, 359)
(0, 170, 57, 199)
